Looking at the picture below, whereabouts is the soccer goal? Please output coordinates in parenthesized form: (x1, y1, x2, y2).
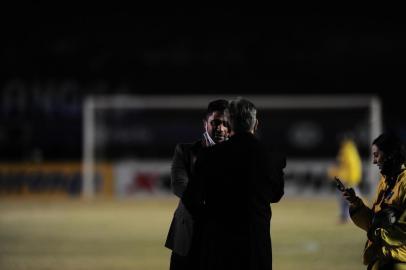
(82, 95, 382, 199)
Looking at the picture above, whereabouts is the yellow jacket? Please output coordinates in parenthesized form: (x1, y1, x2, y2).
(350, 170, 406, 266)
(329, 139, 362, 187)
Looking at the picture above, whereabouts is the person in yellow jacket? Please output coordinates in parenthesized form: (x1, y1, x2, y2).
(341, 132, 406, 269)
(328, 136, 363, 223)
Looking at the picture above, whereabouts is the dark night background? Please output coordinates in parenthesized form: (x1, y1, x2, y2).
(2, 7, 405, 161)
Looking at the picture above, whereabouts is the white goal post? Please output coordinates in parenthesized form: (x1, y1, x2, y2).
(82, 94, 382, 199)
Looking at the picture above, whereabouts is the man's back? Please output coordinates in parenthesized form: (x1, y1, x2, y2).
(184, 132, 284, 270)
(197, 132, 283, 223)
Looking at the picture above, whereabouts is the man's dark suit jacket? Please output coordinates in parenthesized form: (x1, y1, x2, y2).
(182, 132, 285, 270)
(165, 141, 203, 256)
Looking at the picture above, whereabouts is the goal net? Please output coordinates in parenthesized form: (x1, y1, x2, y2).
(82, 95, 382, 199)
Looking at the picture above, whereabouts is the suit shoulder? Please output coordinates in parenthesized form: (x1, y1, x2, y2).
(268, 150, 287, 169)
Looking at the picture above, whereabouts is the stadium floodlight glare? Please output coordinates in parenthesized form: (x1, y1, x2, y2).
(82, 94, 382, 199)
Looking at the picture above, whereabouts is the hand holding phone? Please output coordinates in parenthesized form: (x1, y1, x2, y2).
(334, 176, 346, 192)
(335, 177, 360, 206)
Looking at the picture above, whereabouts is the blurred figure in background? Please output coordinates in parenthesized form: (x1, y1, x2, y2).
(341, 132, 406, 269)
(165, 99, 230, 270)
(183, 97, 285, 270)
(328, 133, 362, 223)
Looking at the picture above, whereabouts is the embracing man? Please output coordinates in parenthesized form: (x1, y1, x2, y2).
(165, 99, 230, 270)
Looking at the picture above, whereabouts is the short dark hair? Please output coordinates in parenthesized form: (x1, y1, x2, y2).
(373, 132, 406, 165)
(205, 99, 229, 119)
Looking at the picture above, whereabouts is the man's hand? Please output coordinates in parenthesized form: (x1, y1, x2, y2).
(342, 188, 361, 207)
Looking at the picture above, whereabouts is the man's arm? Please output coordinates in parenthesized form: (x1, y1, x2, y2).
(258, 150, 285, 203)
(268, 154, 286, 203)
(349, 198, 373, 231)
(344, 181, 380, 231)
(181, 152, 206, 219)
(171, 144, 189, 198)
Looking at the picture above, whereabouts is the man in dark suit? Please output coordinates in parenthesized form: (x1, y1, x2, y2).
(183, 97, 285, 270)
(165, 99, 230, 270)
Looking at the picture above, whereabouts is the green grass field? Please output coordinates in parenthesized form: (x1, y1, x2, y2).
(0, 196, 367, 270)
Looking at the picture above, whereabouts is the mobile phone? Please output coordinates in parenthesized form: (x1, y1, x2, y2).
(334, 176, 346, 192)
